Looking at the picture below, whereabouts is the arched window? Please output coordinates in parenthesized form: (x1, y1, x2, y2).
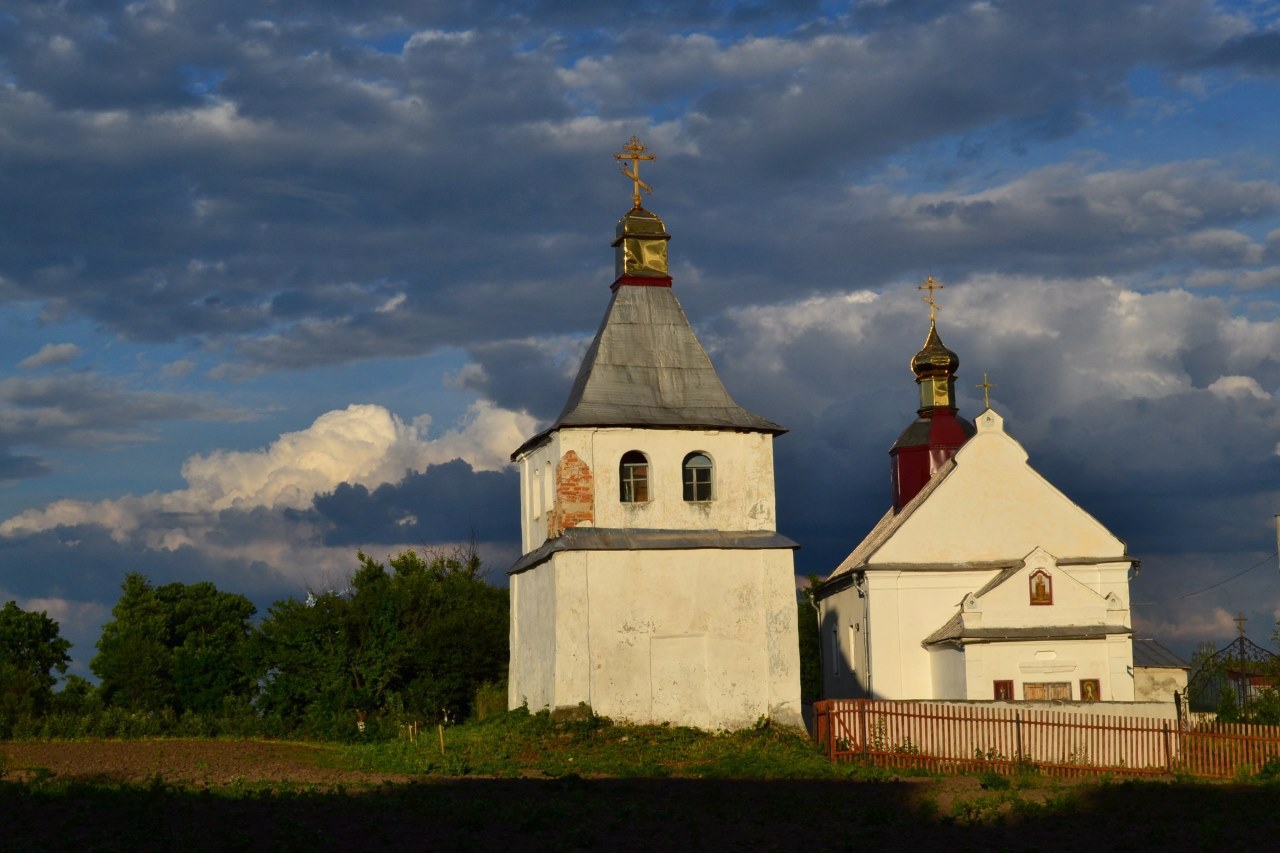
(619, 451, 649, 502)
(682, 452, 713, 502)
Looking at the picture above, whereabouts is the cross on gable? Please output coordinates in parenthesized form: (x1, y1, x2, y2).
(1235, 611, 1248, 637)
(977, 373, 996, 409)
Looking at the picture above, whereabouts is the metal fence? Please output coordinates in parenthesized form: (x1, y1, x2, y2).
(812, 699, 1280, 779)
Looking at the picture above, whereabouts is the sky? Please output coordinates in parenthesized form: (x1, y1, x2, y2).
(2, 0, 1280, 677)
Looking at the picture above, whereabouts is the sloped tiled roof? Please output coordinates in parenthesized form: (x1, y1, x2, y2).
(924, 621, 1130, 646)
(514, 285, 782, 458)
(1132, 638, 1191, 669)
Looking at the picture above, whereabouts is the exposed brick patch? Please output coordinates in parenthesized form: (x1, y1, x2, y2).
(547, 450, 594, 538)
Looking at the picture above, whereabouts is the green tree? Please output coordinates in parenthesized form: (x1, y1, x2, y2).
(0, 600, 72, 726)
(255, 547, 508, 735)
(91, 574, 256, 713)
(797, 584, 822, 702)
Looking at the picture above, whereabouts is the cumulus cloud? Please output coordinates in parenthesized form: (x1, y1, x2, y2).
(1, 400, 535, 541)
(452, 272, 1280, 654)
(17, 343, 81, 369)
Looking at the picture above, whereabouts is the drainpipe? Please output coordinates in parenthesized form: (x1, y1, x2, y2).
(855, 571, 871, 699)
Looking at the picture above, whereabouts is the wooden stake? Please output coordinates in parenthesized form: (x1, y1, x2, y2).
(438, 723, 445, 755)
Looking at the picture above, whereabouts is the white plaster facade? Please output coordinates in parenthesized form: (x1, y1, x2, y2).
(517, 427, 778, 554)
(818, 408, 1136, 703)
(509, 426, 803, 730)
(509, 547, 801, 729)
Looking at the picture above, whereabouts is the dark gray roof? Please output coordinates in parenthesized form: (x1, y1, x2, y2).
(1132, 638, 1191, 670)
(514, 284, 782, 458)
(923, 620, 1131, 646)
(508, 527, 799, 575)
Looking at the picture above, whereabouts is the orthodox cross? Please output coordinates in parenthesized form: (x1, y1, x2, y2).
(1235, 611, 1248, 637)
(918, 275, 943, 320)
(615, 136, 655, 209)
(977, 373, 995, 409)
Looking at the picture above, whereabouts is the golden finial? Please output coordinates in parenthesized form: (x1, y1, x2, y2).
(917, 275, 943, 321)
(614, 136, 655, 209)
(977, 373, 995, 409)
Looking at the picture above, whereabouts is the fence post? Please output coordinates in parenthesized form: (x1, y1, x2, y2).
(859, 701, 869, 754)
(1162, 721, 1172, 774)
(1015, 711, 1024, 765)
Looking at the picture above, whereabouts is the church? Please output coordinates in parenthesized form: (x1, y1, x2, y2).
(506, 139, 804, 729)
(813, 289, 1136, 702)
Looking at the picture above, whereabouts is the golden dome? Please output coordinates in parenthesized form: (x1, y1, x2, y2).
(911, 319, 960, 378)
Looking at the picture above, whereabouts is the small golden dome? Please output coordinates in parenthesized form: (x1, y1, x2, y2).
(911, 319, 960, 378)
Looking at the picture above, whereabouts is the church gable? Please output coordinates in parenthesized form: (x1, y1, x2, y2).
(967, 548, 1120, 629)
(870, 409, 1126, 566)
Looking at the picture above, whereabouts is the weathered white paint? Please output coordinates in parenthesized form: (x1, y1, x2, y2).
(1134, 666, 1188, 703)
(820, 408, 1135, 702)
(509, 548, 803, 730)
(515, 427, 778, 553)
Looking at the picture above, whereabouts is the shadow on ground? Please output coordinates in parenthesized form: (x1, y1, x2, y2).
(4, 775, 1277, 852)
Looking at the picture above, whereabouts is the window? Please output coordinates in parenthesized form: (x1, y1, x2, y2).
(993, 680, 1014, 701)
(1023, 682, 1071, 701)
(619, 451, 649, 502)
(682, 452, 713, 501)
(1029, 569, 1053, 606)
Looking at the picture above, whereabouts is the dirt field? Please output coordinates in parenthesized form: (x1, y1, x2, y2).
(1, 739, 410, 787)
(4, 740, 1280, 852)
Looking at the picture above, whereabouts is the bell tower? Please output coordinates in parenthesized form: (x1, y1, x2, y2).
(889, 278, 975, 510)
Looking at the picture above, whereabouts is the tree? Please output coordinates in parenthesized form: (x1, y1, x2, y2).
(255, 547, 509, 734)
(91, 574, 256, 713)
(0, 600, 72, 724)
(796, 574, 823, 702)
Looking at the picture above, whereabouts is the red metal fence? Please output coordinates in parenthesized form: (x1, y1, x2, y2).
(812, 699, 1280, 779)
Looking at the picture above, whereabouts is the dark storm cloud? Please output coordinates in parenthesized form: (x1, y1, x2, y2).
(453, 339, 587, 422)
(0, 373, 249, 448)
(313, 459, 518, 548)
(0, 451, 50, 482)
(0, 0, 1261, 377)
(1203, 31, 1280, 74)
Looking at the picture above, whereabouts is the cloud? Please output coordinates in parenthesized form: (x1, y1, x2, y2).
(453, 272, 1280, 656)
(1204, 31, 1280, 74)
(0, 451, 51, 482)
(17, 343, 82, 369)
(0, 0, 1261, 378)
(0, 400, 535, 540)
(314, 459, 519, 548)
(0, 373, 249, 449)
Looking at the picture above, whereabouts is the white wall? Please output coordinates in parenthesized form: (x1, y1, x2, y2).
(509, 547, 803, 730)
(962, 636, 1134, 701)
(1135, 666, 1188, 703)
(818, 585, 867, 699)
(865, 568, 995, 699)
(871, 410, 1127, 566)
(514, 427, 778, 553)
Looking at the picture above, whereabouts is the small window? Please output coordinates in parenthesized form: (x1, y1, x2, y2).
(619, 451, 649, 502)
(993, 680, 1014, 701)
(682, 452, 713, 502)
(1023, 682, 1071, 701)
